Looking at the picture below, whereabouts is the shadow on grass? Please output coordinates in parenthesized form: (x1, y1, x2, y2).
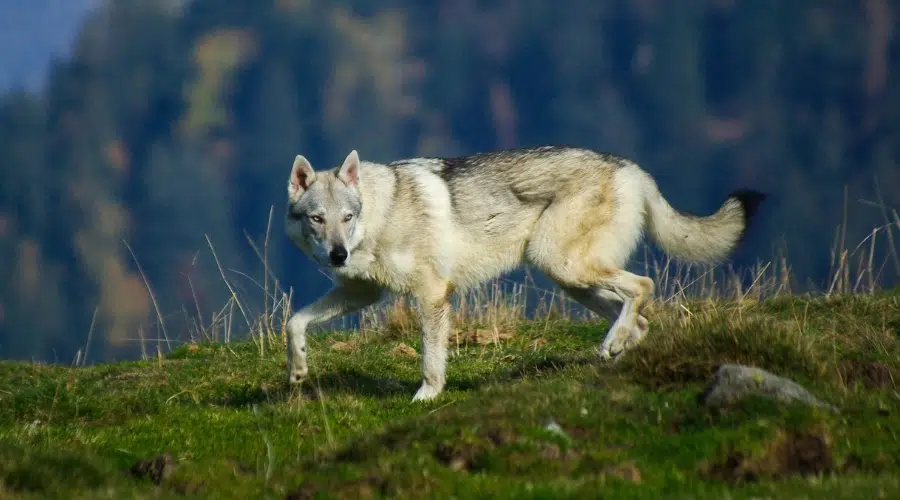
(458, 352, 599, 391)
(306, 354, 600, 399)
(299, 367, 419, 398)
(0, 442, 114, 494)
(205, 353, 603, 406)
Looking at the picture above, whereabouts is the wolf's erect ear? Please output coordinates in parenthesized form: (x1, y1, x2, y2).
(337, 150, 360, 187)
(288, 155, 316, 202)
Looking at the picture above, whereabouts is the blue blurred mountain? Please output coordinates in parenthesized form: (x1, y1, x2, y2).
(0, 0, 100, 91)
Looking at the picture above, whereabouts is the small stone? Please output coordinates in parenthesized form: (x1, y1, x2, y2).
(544, 419, 569, 440)
(701, 364, 839, 413)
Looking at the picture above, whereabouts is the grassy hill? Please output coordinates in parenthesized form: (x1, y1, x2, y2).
(1, 285, 899, 499)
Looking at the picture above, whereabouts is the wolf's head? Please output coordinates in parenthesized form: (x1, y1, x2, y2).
(286, 150, 364, 268)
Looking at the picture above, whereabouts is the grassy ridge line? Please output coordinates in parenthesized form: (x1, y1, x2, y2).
(1, 290, 899, 498)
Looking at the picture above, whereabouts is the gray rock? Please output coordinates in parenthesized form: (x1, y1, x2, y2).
(544, 419, 570, 441)
(701, 364, 839, 413)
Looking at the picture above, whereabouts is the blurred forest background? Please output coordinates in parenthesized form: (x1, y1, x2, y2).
(1, 0, 899, 363)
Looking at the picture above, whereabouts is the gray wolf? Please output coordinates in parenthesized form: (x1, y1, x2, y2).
(283, 146, 765, 402)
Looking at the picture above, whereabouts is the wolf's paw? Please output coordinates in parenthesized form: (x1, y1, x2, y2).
(625, 323, 649, 349)
(597, 345, 626, 362)
(411, 382, 442, 403)
(597, 325, 634, 362)
(287, 365, 308, 385)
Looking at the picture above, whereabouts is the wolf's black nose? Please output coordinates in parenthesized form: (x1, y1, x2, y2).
(329, 246, 348, 266)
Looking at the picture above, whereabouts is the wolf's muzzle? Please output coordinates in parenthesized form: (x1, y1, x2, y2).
(329, 245, 348, 266)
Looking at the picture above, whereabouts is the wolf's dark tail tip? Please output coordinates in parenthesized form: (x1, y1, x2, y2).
(728, 189, 768, 225)
(727, 189, 768, 246)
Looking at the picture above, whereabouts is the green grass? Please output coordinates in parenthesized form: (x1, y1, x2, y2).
(2, 290, 900, 499)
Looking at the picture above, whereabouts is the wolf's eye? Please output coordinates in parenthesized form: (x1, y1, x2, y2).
(343, 213, 354, 222)
(310, 215, 324, 224)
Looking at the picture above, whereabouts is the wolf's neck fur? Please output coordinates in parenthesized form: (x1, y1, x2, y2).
(350, 161, 396, 251)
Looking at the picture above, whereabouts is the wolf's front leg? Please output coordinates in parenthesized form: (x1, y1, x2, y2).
(286, 280, 383, 384)
(411, 283, 453, 402)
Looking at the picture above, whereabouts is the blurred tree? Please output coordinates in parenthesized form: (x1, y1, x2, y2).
(1, 0, 898, 362)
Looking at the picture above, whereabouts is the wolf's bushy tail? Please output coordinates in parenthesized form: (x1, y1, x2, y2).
(639, 172, 766, 264)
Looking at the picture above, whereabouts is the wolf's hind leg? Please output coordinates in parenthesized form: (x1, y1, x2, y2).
(595, 288, 650, 352)
(591, 271, 654, 360)
(525, 177, 652, 361)
(560, 286, 650, 354)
